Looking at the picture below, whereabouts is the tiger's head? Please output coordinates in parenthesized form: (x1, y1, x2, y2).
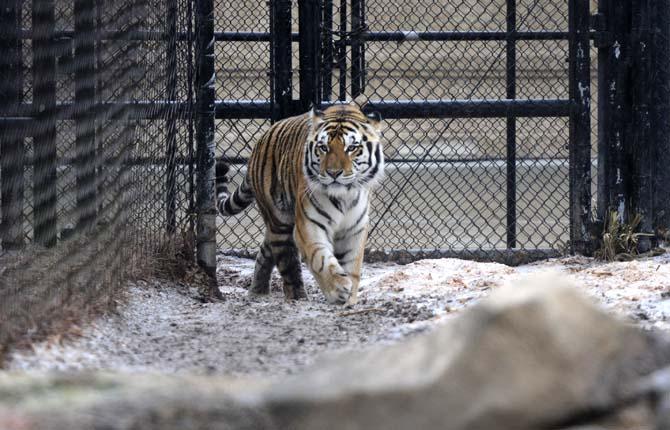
(304, 103, 384, 194)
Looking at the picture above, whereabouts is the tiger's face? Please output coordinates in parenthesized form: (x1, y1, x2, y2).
(304, 104, 384, 193)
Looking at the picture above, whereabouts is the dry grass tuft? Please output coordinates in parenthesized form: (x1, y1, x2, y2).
(128, 227, 222, 301)
(595, 212, 657, 261)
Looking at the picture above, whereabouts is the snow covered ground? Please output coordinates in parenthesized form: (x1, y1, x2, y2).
(7, 251, 670, 375)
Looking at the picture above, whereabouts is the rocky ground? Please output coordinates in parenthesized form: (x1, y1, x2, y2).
(7, 251, 670, 375)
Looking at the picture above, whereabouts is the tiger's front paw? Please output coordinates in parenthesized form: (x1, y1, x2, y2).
(325, 273, 352, 305)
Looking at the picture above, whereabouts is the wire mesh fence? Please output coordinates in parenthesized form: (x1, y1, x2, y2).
(215, 0, 591, 263)
(0, 0, 198, 358)
(4, 0, 670, 360)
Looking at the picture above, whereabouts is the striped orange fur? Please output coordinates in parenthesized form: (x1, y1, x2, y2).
(217, 102, 383, 304)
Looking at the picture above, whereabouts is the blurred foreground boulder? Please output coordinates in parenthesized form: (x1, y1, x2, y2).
(2, 273, 670, 430)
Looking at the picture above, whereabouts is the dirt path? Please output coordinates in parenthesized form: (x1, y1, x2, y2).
(7, 252, 670, 375)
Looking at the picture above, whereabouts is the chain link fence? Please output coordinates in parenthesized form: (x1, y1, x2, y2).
(0, 0, 197, 359)
(215, 0, 590, 263)
(4, 0, 669, 362)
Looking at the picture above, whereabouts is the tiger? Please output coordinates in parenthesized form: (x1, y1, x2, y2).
(216, 102, 384, 305)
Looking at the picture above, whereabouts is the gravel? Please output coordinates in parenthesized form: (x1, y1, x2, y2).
(7, 251, 670, 375)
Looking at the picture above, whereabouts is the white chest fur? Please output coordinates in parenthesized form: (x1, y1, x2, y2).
(304, 187, 369, 240)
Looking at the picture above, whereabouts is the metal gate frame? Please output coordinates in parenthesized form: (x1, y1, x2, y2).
(205, 0, 593, 265)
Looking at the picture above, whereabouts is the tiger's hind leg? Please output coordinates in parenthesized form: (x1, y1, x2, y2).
(268, 230, 307, 300)
(249, 238, 274, 295)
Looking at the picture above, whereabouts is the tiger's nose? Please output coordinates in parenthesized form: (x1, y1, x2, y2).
(326, 169, 343, 179)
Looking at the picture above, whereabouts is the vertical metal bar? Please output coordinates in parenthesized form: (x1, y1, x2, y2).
(652, 0, 670, 236)
(568, 0, 592, 255)
(350, 0, 365, 98)
(596, 0, 630, 228)
(195, 0, 217, 280)
(505, 0, 516, 249)
(595, 6, 609, 227)
(322, 0, 333, 102)
(187, 0, 196, 234)
(271, 0, 292, 120)
(0, 0, 24, 249)
(74, 0, 97, 231)
(299, 0, 322, 111)
(165, 0, 178, 233)
(338, 0, 346, 100)
(94, 0, 104, 220)
(630, 0, 653, 251)
(32, 0, 58, 247)
(598, 0, 631, 228)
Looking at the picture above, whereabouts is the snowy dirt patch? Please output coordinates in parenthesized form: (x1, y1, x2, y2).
(7, 252, 670, 375)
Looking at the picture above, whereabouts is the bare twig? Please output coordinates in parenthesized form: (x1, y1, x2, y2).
(337, 307, 385, 317)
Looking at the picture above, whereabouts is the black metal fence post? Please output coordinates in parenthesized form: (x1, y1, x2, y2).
(165, 0, 178, 234)
(0, 0, 24, 249)
(299, 0, 322, 111)
(74, 0, 98, 232)
(568, 0, 592, 254)
(270, 0, 292, 120)
(321, 0, 334, 102)
(596, 1, 630, 228)
(351, 0, 365, 98)
(505, 0, 517, 249)
(337, 0, 346, 101)
(186, 0, 196, 235)
(32, 0, 58, 247)
(630, 0, 654, 251)
(195, 0, 217, 279)
(651, 0, 670, 236)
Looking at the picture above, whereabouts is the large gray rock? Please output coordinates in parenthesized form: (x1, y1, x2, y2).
(1, 273, 668, 430)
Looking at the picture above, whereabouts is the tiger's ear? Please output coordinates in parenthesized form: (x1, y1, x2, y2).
(366, 111, 382, 131)
(309, 106, 324, 130)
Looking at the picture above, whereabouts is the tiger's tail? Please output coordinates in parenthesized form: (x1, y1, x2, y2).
(216, 160, 255, 216)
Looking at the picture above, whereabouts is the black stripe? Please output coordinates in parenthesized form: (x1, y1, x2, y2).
(319, 255, 325, 272)
(295, 224, 306, 244)
(310, 247, 319, 268)
(269, 150, 279, 199)
(269, 224, 294, 235)
(329, 196, 342, 212)
(364, 144, 381, 180)
(336, 211, 367, 238)
(349, 191, 361, 209)
(366, 163, 379, 180)
(334, 249, 350, 260)
(270, 240, 294, 248)
(305, 214, 329, 234)
(342, 227, 365, 239)
(257, 126, 277, 185)
(303, 149, 311, 174)
(231, 191, 247, 207)
(336, 124, 356, 134)
(308, 194, 333, 223)
(353, 209, 367, 226)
